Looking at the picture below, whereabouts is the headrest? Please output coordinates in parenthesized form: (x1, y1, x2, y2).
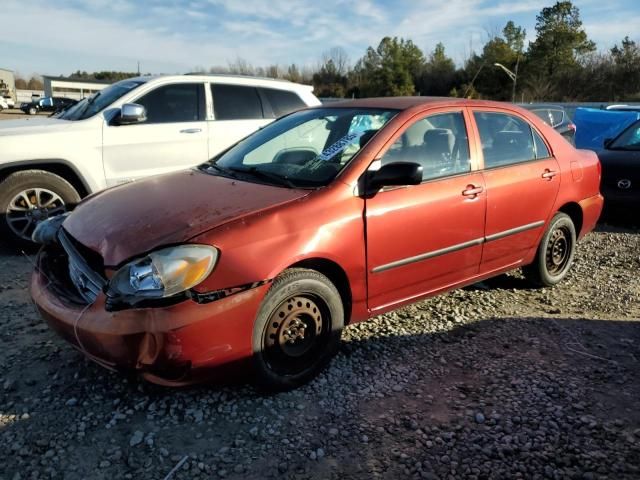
(423, 128, 454, 153)
(359, 130, 377, 149)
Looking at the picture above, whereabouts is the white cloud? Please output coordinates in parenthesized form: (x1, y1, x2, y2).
(3, 0, 636, 76)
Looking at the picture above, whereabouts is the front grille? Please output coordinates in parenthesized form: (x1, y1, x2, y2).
(58, 230, 107, 304)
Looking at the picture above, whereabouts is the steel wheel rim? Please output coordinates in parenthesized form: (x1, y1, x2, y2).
(545, 226, 571, 275)
(263, 294, 330, 376)
(6, 188, 66, 240)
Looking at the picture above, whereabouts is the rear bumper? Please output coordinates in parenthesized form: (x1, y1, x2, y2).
(578, 193, 604, 239)
(31, 248, 269, 386)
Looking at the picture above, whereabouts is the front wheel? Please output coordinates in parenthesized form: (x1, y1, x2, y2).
(252, 268, 344, 391)
(523, 212, 576, 287)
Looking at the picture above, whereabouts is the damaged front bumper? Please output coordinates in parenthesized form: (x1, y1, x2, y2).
(30, 241, 270, 386)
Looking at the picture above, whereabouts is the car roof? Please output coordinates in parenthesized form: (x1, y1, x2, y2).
(316, 96, 521, 111)
(518, 103, 565, 110)
(124, 74, 313, 92)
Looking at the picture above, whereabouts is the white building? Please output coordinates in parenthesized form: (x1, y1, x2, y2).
(43, 76, 111, 100)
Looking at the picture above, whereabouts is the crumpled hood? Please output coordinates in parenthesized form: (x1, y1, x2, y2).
(0, 117, 73, 136)
(63, 169, 310, 266)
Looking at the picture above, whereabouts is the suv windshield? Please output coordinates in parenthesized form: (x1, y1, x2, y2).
(57, 79, 146, 120)
(206, 107, 398, 188)
(610, 121, 640, 150)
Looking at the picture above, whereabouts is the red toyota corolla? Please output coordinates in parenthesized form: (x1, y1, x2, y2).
(30, 98, 603, 390)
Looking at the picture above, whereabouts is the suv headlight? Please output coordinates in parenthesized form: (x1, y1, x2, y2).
(108, 245, 218, 300)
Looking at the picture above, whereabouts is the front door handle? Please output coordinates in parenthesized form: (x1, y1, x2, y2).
(462, 185, 484, 197)
(180, 128, 202, 134)
(542, 169, 558, 180)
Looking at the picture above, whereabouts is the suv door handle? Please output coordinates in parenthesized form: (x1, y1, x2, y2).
(180, 128, 202, 134)
(542, 169, 558, 180)
(462, 185, 483, 197)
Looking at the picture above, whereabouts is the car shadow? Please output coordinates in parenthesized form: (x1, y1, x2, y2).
(464, 272, 536, 291)
(2, 314, 639, 478)
(597, 209, 640, 232)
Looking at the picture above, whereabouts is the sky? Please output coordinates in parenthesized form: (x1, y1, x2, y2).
(2, 0, 639, 78)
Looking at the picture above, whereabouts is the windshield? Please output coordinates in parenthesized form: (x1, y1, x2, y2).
(206, 107, 398, 188)
(610, 121, 640, 150)
(57, 79, 146, 120)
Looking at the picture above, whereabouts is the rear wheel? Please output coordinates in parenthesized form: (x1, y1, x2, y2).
(252, 268, 344, 391)
(523, 212, 576, 287)
(0, 170, 80, 246)
(28, 106, 37, 115)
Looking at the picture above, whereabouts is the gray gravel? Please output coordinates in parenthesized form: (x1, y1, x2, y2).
(1, 222, 639, 479)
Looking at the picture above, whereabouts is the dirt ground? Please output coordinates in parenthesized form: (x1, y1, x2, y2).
(0, 214, 639, 479)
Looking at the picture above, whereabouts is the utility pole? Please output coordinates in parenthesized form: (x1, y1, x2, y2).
(137, 61, 140, 76)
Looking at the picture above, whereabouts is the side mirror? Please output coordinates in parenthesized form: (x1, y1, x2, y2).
(367, 162, 423, 192)
(117, 103, 147, 125)
(603, 137, 613, 148)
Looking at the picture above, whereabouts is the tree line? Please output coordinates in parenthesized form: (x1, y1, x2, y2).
(15, 1, 640, 102)
(200, 1, 640, 102)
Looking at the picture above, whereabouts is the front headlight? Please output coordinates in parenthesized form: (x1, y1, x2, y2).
(108, 245, 218, 300)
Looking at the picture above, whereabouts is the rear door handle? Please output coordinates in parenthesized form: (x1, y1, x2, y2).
(462, 185, 483, 197)
(180, 128, 202, 134)
(542, 169, 558, 180)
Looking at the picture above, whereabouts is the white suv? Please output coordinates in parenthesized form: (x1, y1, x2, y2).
(0, 75, 320, 244)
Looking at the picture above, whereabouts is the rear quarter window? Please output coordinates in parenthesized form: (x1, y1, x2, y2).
(260, 88, 306, 118)
(548, 109, 565, 127)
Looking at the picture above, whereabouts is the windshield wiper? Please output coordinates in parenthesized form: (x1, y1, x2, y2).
(202, 163, 241, 179)
(88, 92, 101, 105)
(228, 166, 296, 188)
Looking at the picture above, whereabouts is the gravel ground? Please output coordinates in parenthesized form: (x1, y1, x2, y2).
(1, 219, 639, 480)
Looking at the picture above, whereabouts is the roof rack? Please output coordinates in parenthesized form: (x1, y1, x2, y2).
(183, 72, 292, 83)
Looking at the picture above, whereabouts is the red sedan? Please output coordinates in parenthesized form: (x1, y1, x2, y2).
(30, 97, 603, 390)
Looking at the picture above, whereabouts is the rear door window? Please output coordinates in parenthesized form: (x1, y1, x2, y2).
(211, 84, 263, 120)
(260, 88, 306, 118)
(135, 83, 206, 124)
(474, 112, 537, 168)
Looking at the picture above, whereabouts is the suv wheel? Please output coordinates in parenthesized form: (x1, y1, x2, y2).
(252, 268, 344, 391)
(0, 170, 81, 246)
(28, 106, 37, 115)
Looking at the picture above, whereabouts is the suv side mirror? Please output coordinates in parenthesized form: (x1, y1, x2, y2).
(117, 103, 147, 125)
(367, 162, 423, 192)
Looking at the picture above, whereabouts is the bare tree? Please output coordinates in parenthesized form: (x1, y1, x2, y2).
(227, 57, 255, 76)
(321, 47, 350, 76)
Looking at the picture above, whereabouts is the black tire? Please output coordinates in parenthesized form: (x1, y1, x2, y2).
(252, 268, 344, 391)
(523, 212, 576, 287)
(0, 170, 80, 247)
(28, 106, 37, 115)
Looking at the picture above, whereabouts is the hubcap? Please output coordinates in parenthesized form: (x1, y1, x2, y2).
(545, 226, 571, 275)
(6, 188, 66, 241)
(263, 294, 327, 374)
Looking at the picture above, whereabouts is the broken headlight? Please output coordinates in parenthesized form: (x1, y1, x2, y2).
(108, 245, 218, 300)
